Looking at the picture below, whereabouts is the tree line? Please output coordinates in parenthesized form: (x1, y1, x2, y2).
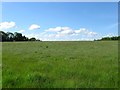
(0, 31, 119, 42)
(0, 31, 41, 42)
(95, 36, 120, 41)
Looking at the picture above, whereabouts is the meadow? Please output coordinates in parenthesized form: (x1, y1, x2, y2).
(2, 41, 118, 88)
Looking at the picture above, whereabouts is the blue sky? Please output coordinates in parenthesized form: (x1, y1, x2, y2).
(1, 2, 118, 41)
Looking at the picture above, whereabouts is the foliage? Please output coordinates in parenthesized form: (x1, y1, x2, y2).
(0, 31, 41, 42)
(95, 36, 120, 41)
(29, 38, 36, 41)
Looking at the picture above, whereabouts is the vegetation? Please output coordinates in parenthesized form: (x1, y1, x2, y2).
(2, 41, 118, 88)
(0, 31, 41, 42)
(95, 36, 120, 41)
(1, 31, 119, 42)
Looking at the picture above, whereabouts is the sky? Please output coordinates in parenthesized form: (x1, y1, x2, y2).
(0, 2, 118, 41)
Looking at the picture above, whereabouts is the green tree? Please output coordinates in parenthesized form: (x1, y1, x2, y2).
(0, 31, 7, 41)
(14, 32, 23, 41)
(6, 32, 14, 41)
(29, 37, 36, 41)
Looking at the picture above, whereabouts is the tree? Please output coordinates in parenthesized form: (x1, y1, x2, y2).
(22, 36, 29, 41)
(0, 31, 41, 42)
(29, 37, 36, 41)
(0, 31, 7, 41)
(96, 36, 120, 41)
(6, 32, 14, 41)
(14, 32, 23, 41)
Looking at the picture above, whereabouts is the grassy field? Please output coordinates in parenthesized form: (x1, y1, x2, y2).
(0, 42, 2, 89)
(2, 41, 118, 88)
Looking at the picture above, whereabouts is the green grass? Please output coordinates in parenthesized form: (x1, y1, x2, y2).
(2, 41, 118, 88)
(0, 42, 2, 89)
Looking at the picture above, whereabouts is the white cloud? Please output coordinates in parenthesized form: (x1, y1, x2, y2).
(85, 31, 97, 36)
(74, 28, 86, 34)
(60, 29, 74, 35)
(45, 27, 72, 32)
(23, 26, 98, 41)
(102, 33, 117, 38)
(29, 24, 40, 30)
(18, 30, 25, 33)
(0, 21, 16, 30)
(45, 27, 62, 32)
(45, 26, 97, 37)
(32, 26, 98, 41)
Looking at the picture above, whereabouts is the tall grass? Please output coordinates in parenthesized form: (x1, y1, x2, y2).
(2, 41, 118, 88)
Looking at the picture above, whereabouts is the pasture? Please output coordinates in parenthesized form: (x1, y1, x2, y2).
(2, 41, 118, 88)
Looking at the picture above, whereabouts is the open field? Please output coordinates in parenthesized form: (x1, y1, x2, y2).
(2, 41, 118, 88)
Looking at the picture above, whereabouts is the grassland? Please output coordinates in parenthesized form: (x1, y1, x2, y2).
(0, 42, 2, 89)
(2, 41, 118, 88)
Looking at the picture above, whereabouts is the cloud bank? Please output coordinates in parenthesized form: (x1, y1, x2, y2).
(45, 26, 97, 37)
(27, 26, 98, 41)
